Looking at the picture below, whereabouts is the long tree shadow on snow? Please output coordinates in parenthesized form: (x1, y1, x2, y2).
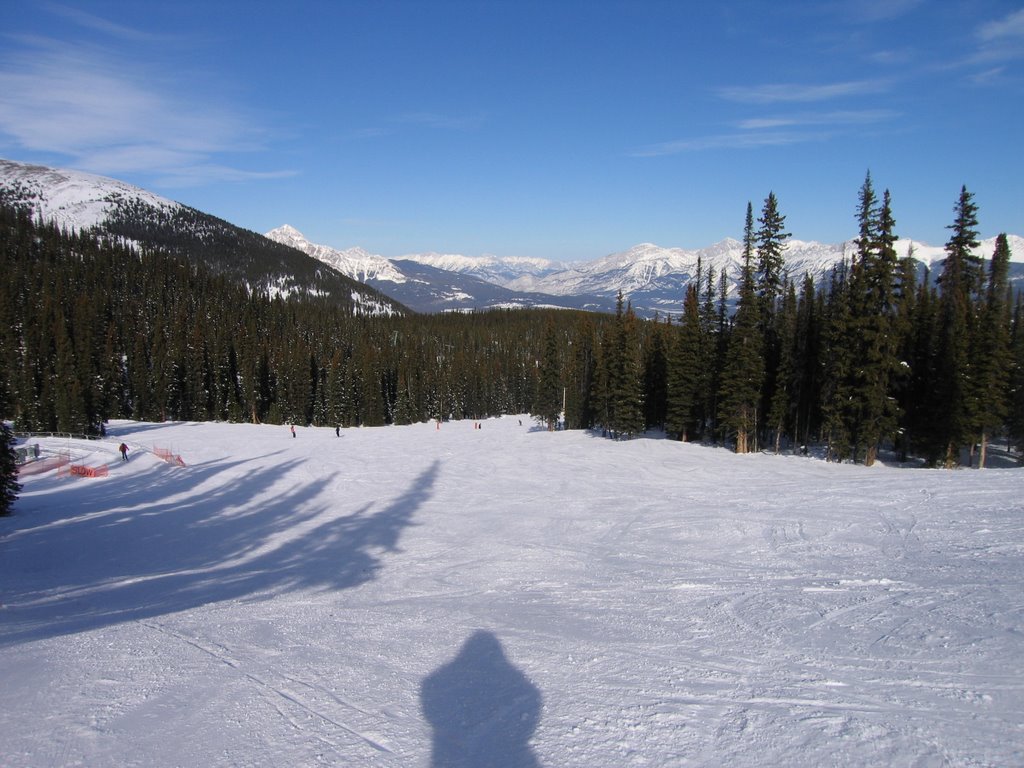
(0, 457, 438, 647)
(421, 630, 543, 768)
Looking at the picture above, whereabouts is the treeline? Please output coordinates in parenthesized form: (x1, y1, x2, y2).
(2, 175, 1023, 469)
(539, 177, 1022, 467)
(0, 203, 600, 434)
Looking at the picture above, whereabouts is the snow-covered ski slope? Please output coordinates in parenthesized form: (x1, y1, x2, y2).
(2, 417, 1022, 766)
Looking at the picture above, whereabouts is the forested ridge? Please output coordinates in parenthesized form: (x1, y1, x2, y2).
(0, 171, 405, 316)
(2, 176, 1023, 470)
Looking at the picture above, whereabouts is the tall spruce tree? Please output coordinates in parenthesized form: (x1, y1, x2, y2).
(608, 295, 645, 438)
(791, 273, 820, 448)
(642, 318, 669, 431)
(767, 280, 798, 453)
(666, 285, 702, 441)
(932, 186, 982, 466)
(755, 192, 791, 315)
(973, 233, 1013, 467)
(719, 203, 765, 453)
(891, 246, 920, 460)
(713, 268, 730, 443)
(905, 272, 940, 459)
(533, 320, 563, 430)
(591, 313, 615, 431)
(853, 182, 902, 466)
(820, 260, 854, 461)
(565, 316, 598, 430)
(755, 192, 791, 449)
(698, 265, 720, 439)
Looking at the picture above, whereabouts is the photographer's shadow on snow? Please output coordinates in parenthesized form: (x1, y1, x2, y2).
(421, 630, 543, 768)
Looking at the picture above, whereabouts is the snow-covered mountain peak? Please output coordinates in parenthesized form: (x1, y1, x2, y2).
(267, 223, 306, 241)
(398, 251, 565, 283)
(0, 158, 181, 231)
(264, 225, 406, 284)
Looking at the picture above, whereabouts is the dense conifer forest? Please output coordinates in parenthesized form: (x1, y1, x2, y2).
(2, 175, 1023, 472)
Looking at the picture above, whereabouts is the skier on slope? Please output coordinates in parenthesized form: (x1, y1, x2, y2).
(119, 443, 129, 462)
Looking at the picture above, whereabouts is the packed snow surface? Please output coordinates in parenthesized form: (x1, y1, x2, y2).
(2, 418, 1023, 767)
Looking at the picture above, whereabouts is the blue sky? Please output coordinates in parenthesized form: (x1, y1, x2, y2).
(1, 1, 1022, 261)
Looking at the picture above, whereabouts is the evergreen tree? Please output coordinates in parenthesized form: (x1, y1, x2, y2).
(533, 320, 563, 430)
(712, 268, 731, 443)
(973, 233, 1013, 467)
(755, 191, 791, 319)
(931, 186, 982, 466)
(327, 350, 351, 426)
(1009, 297, 1024, 460)
(767, 280, 798, 453)
(819, 260, 855, 461)
(641, 318, 669, 431)
(854, 185, 902, 466)
(52, 309, 87, 432)
(0, 421, 19, 516)
(826, 173, 900, 465)
(591, 308, 615, 430)
(904, 272, 940, 460)
(565, 315, 598, 430)
(719, 204, 765, 453)
(891, 248, 920, 460)
(755, 192, 791, 448)
(791, 273, 820, 448)
(666, 286, 701, 440)
(0, 342, 20, 515)
(698, 265, 720, 439)
(612, 297, 645, 437)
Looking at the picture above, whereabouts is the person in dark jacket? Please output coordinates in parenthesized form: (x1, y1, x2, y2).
(119, 443, 129, 462)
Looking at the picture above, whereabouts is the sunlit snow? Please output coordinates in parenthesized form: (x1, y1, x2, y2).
(2, 418, 1022, 766)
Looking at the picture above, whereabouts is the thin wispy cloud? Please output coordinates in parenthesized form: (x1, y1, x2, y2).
(0, 19, 289, 186)
(736, 109, 898, 130)
(968, 66, 1007, 86)
(867, 49, 915, 66)
(633, 103, 897, 157)
(974, 8, 1024, 63)
(977, 8, 1024, 43)
(631, 131, 829, 157)
(42, 1, 162, 42)
(719, 79, 891, 104)
(152, 165, 297, 189)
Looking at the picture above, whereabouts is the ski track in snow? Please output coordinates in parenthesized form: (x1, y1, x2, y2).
(1, 417, 1023, 767)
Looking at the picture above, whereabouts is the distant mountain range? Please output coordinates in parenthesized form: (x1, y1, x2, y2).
(2, 158, 1021, 318)
(268, 225, 1024, 317)
(264, 225, 608, 314)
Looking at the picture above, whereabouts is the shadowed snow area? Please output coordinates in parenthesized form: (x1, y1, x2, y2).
(1, 417, 1022, 766)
